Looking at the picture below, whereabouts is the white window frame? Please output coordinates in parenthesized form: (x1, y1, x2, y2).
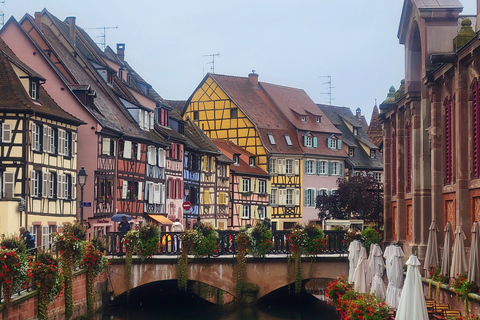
(285, 159, 293, 174)
(2, 172, 14, 198)
(286, 188, 294, 205)
(285, 135, 292, 146)
(31, 171, 40, 197)
(270, 188, 277, 205)
(269, 158, 276, 174)
(331, 162, 339, 176)
(268, 134, 275, 145)
(349, 148, 355, 157)
(371, 150, 376, 158)
(2, 123, 12, 143)
(375, 172, 383, 183)
(31, 81, 37, 100)
(319, 160, 327, 175)
(258, 206, 265, 220)
(306, 160, 315, 175)
(330, 138, 337, 149)
(31, 123, 41, 151)
(242, 205, 251, 219)
(304, 135, 312, 147)
(258, 180, 266, 194)
(243, 178, 250, 192)
(301, 116, 306, 122)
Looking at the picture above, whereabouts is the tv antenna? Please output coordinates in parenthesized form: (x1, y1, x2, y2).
(203, 53, 220, 74)
(0, 0, 5, 29)
(85, 26, 118, 50)
(320, 75, 334, 105)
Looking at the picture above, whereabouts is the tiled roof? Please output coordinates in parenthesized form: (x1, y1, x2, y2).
(261, 82, 340, 134)
(212, 139, 269, 177)
(165, 100, 187, 114)
(208, 74, 302, 155)
(367, 105, 382, 148)
(183, 118, 220, 154)
(0, 38, 82, 124)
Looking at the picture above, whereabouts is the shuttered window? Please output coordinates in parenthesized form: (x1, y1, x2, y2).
(2, 172, 14, 198)
(2, 123, 12, 143)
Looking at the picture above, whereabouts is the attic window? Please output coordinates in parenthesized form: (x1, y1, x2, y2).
(193, 111, 199, 121)
(30, 81, 38, 100)
(233, 154, 239, 165)
(231, 108, 238, 118)
(268, 134, 276, 145)
(285, 135, 292, 146)
(301, 116, 307, 122)
(370, 150, 376, 158)
(249, 157, 255, 166)
(349, 148, 355, 157)
(316, 117, 321, 123)
(353, 128, 359, 136)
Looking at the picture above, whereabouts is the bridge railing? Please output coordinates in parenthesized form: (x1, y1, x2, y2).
(105, 230, 347, 256)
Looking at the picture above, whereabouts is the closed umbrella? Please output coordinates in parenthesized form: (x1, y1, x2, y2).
(440, 221, 453, 278)
(348, 240, 362, 284)
(468, 222, 480, 285)
(352, 246, 368, 293)
(365, 243, 375, 291)
(395, 255, 429, 320)
(370, 243, 386, 300)
(423, 220, 439, 276)
(450, 225, 468, 278)
(384, 244, 404, 309)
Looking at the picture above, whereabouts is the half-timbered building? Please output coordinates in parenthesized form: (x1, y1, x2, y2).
(184, 72, 304, 230)
(0, 38, 82, 244)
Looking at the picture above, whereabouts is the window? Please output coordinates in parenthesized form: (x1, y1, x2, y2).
(316, 117, 321, 123)
(102, 137, 115, 156)
(48, 127, 57, 154)
(353, 128, 358, 135)
(328, 136, 341, 150)
(31, 123, 42, 151)
(258, 206, 265, 220)
(286, 189, 293, 205)
(48, 172, 57, 198)
(330, 138, 337, 149)
(270, 188, 277, 205)
(218, 192, 227, 205)
(147, 145, 157, 165)
(242, 205, 251, 219)
(31, 171, 41, 197)
(2, 172, 14, 198)
(370, 150, 376, 159)
(317, 160, 327, 175)
(304, 135, 312, 147)
(304, 188, 316, 207)
(58, 129, 71, 156)
(218, 164, 227, 178)
(285, 135, 292, 146)
(30, 81, 38, 100)
(349, 148, 355, 157)
(233, 155, 239, 165)
(268, 134, 276, 145)
(243, 178, 250, 192)
(285, 159, 293, 174)
(157, 107, 169, 127)
(258, 180, 266, 194)
(249, 157, 255, 166)
(269, 158, 276, 173)
(330, 161, 343, 176)
(305, 160, 315, 174)
(122, 180, 139, 200)
(193, 111, 199, 121)
(317, 189, 328, 197)
(231, 108, 238, 118)
(123, 141, 132, 159)
(1, 123, 11, 143)
(301, 116, 306, 122)
(374, 172, 383, 183)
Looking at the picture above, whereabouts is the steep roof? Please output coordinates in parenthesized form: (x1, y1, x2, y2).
(212, 139, 269, 177)
(207, 74, 302, 155)
(318, 104, 383, 171)
(0, 37, 82, 124)
(367, 105, 382, 148)
(183, 118, 221, 155)
(165, 100, 187, 114)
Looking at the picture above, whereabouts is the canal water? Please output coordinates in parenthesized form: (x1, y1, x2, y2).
(101, 281, 340, 320)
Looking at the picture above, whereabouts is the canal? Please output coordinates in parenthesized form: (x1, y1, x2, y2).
(101, 281, 340, 320)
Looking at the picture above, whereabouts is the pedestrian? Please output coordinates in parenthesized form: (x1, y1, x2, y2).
(19, 227, 35, 253)
(118, 216, 131, 233)
(193, 217, 201, 229)
(263, 217, 272, 230)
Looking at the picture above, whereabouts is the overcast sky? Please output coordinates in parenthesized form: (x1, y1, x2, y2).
(1, 1, 477, 123)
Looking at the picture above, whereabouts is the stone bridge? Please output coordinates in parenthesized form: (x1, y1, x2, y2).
(107, 255, 348, 299)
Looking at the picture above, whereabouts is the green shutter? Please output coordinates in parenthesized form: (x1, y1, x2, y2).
(304, 189, 308, 206)
(313, 137, 317, 148)
(337, 140, 342, 149)
(327, 137, 332, 148)
(328, 162, 332, 175)
(316, 161, 320, 174)
(339, 162, 343, 176)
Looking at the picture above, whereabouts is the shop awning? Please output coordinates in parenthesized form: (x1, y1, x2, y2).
(148, 214, 173, 226)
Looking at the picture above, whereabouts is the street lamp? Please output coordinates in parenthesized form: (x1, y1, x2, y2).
(78, 167, 87, 223)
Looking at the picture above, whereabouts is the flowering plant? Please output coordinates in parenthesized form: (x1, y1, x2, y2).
(452, 273, 476, 315)
(81, 243, 109, 277)
(246, 224, 273, 257)
(303, 223, 327, 255)
(137, 222, 160, 259)
(343, 229, 362, 248)
(181, 222, 219, 257)
(341, 292, 389, 320)
(0, 248, 26, 312)
(361, 228, 382, 251)
(325, 275, 350, 308)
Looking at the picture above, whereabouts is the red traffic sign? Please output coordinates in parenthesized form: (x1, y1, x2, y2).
(182, 201, 192, 211)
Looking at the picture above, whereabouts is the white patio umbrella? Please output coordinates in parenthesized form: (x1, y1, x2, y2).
(468, 222, 480, 285)
(384, 244, 404, 309)
(348, 240, 362, 284)
(423, 220, 439, 276)
(352, 246, 368, 293)
(450, 225, 468, 278)
(370, 243, 386, 300)
(395, 255, 429, 320)
(440, 221, 453, 278)
(365, 243, 375, 291)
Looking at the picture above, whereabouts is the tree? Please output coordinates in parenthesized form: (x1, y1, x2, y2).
(316, 174, 383, 225)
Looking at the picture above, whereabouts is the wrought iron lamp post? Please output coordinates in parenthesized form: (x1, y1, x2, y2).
(78, 167, 87, 223)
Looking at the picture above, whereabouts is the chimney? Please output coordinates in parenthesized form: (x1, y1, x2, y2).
(34, 12, 42, 27)
(356, 108, 362, 120)
(117, 43, 125, 62)
(65, 16, 76, 46)
(248, 70, 259, 88)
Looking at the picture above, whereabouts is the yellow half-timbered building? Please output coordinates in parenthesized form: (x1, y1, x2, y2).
(185, 72, 303, 229)
(0, 39, 82, 244)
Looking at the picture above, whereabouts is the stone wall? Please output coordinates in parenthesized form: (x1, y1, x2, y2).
(422, 279, 480, 315)
(0, 270, 107, 320)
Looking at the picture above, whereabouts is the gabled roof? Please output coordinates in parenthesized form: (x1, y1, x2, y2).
(261, 82, 340, 134)
(201, 73, 302, 155)
(212, 139, 269, 177)
(318, 104, 383, 171)
(367, 105, 383, 148)
(0, 37, 82, 125)
(165, 100, 187, 114)
(183, 118, 221, 155)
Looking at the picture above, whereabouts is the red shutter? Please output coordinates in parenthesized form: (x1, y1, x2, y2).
(445, 99, 453, 184)
(474, 81, 480, 178)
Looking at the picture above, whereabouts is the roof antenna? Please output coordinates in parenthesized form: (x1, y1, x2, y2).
(203, 53, 220, 74)
(319, 75, 334, 105)
(85, 26, 119, 50)
(0, 0, 5, 29)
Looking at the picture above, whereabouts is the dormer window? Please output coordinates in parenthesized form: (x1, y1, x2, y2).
(285, 134, 292, 146)
(303, 134, 317, 148)
(30, 81, 38, 100)
(156, 107, 169, 127)
(353, 128, 359, 136)
(370, 150, 376, 158)
(233, 154, 239, 165)
(316, 117, 321, 123)
(268, 134, 276, 145)
(249, 157, 255, 166)
(328, 135, 342, 150)
(349, 148, 355, 157)
(301, 116, 307, 122)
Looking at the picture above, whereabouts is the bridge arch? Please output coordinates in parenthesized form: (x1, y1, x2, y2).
(107, 256, 348, 299)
